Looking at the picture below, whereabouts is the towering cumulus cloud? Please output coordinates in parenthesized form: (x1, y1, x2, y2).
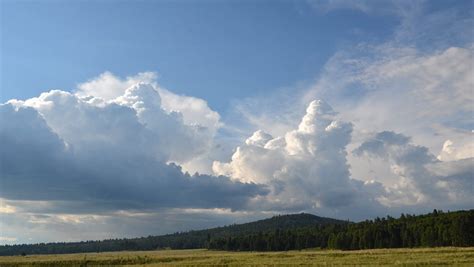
(213, 100, 383, 213)
(214, 100, 473, 218)
(0, 81, 268, 213)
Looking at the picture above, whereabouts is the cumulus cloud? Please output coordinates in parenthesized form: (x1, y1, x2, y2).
(437, 139, 474, 162)
(76, 71, 158, 100)
(215, 99, 473, 219)
(76, 71, 221, 133)
(289, 2, 474, 215)
(112, 83, 213, 163)
(232, 44, 474, 160)
(300, 1, 474, 159)
(1, 86, 267, 214)
(354, 131, 473, 207)
(214, 100, 384, 214)
(1, 73, 271, 243)
(285, 33, 473, 203)
(75, 71, 223, 173)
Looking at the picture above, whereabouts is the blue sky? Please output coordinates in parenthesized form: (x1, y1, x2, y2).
(2, 0, 401, 112)
(0, 0, 473, 244)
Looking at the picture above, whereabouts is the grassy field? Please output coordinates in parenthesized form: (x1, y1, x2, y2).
(0, 247, 473, 266)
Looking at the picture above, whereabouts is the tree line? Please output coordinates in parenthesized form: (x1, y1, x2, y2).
(207, 209, 474, 251)
(0, 210, 472, 255)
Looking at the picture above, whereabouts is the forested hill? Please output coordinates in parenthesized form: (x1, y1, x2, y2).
(0, 213, 346, 256)
(2, 210, 472, 255)
(209, 209, 474, 251)
(203, 213, 347, 237)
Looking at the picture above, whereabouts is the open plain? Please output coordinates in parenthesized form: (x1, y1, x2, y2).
(0, 247, 473, 266)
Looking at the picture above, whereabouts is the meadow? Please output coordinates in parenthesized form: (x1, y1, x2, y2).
(0, 247, 473, 266)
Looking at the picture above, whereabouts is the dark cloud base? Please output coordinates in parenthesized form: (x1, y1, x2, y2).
(0, 103, 268, 213)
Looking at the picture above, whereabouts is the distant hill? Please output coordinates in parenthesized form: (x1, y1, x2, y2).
(208, 209, 474, 251)
(0, 213, 347, 256)
(201, 213, 348, 237)
(2, 210, 472, 255)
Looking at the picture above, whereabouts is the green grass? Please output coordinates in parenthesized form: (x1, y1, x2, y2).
(0, 247, 473, 266)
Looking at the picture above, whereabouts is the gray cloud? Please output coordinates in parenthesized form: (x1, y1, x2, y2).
(0, 90, 268, 213)
(354, 131, 473, 207)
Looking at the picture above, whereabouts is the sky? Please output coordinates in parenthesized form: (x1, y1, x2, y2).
(0, 0, 473, 244)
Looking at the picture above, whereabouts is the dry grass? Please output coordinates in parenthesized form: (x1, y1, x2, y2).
(0, 247, 473, 266)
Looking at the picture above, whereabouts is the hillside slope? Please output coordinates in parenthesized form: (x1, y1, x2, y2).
(209, 209, 474, 251)
(0, 213, 347, 256)
(202, 213, 347, 237)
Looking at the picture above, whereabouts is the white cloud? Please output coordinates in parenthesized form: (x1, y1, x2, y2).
(216, 98, 473, 219)
(1, 73, 271, 246)
(158, 88, 221, 131)
(306, 45, 473, 139)
(74, 72, 223, 172)
(76, 71, 220, 133)
(214, 100, 382, 214)
(76, 71, 157, 101)
(292, 2, 474, 214)
(302, 0, 474, 157)
(354, 131, 474, 207)
(358, 46, 473, 117)
(0, 200, 16, 214)
(437, 139, 474, 162)
(1, 86, 268, 215)
(112, 83, 213, 163)
(231, 43, 474, 164)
